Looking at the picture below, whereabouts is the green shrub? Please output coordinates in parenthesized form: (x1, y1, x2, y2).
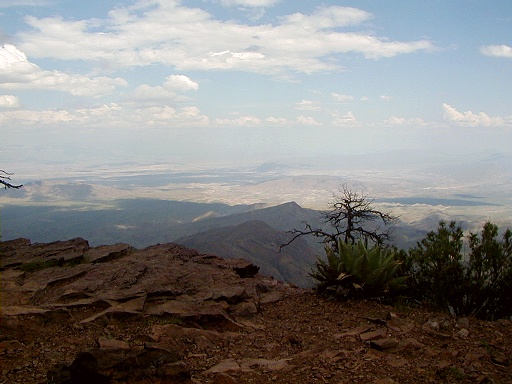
(405, 221, 466, 311)
(19, 258, 60, 272)
(405, 221, 512, 320)
(465, 222, 512, 320)
(19, 256, 85, 272)
(310, 239, 407, 300)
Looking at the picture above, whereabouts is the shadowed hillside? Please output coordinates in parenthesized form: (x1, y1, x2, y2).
(177, 219, 319, 287)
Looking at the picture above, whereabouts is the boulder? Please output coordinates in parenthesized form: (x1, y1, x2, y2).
(50, 345, 191, 384)
(370, 339, 400, 351)
(1, 240, 276, 326)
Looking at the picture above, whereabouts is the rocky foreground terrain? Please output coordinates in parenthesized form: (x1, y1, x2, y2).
(1, 238, 511, 384)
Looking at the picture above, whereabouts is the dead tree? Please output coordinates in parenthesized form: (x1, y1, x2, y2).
(0, 170, 23, 189)
(281, 185, 396, 252)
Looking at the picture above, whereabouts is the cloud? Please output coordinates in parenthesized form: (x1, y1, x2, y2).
(280, 6, 371, 29)
(0, 94, 19, 108)
(295, 100, 321, 111)
(134, 106, 210, 127)
(331, 93, 353, 102)
(17, 3, 434, 75)
(380, 95, 392, 101)
(130, 84, 181, 103)
(0, 103, 210, 128)
(266, 116, 289, 125)
(129, 75, 198, 104)
(214, 115, 261, 127)
(163, 75, 199, 91)
(220, 0, 280, 7)
(442, 103, 511, 127)
(297, 115, 321, 126)
(331, 111, 360, 127)
(0, 108, 79, 125)
(0, 103, 122, 126)
(0, 44, 127, 96)
(480, 44, 512, 58)
(219, 1, 279, 20)
(385, 116, 426, 126)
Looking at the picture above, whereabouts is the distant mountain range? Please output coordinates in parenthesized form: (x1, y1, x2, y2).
(2, 151, 511, 287)
(0, 199, 325, 247)
(0, 197, 481, 287)
(0, 199, 326, 286)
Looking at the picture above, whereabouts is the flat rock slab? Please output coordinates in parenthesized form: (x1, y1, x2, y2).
(2, 239, 291, 330)
(360, 328, 388, 341)
(2, 305, 50, 316)
(207, 359, 243, 374)
(370, 339, 400, 351)
(83, 243, 134, 263)
(48, 345, 192, 384)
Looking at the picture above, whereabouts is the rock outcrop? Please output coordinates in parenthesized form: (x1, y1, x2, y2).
(0, 238, 284, 326)
(0, 238, 290, 383)
(1, 238, 511, 384)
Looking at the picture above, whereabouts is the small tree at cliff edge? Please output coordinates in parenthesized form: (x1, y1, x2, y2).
(281, 184, 397, 252)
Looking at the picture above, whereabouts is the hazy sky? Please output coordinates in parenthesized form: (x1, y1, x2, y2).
(1, 0, 511, 171)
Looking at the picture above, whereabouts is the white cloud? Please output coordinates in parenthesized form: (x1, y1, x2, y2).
(480, 44, 512, 58)
(17, 3, 434, 75)
(331, 93, 353, 102)
(280, 6, 371, 30)
(130, 84, 179, 103)
(0, 103, 123, 126)
(442, 103, 511, 127)
(76, 103, 122, 118)
(0, 94, 19, 108)
(266, 116, 289, 125)
(214, 115, 261, 127)
(380, 95, 392, 101)
(0, 102, 210, 128)
(385, 116, 426, 126)
(127, 74, 198, 105)
(220, 0, 279, 7)
(0, 44, 127, 96)
(163, 75, 199, 91)
(0, 108, 79, 125)
(295, 100, 321, 111)
(331, 111, 360, 127)
(134, 106, 209, 127)
(297, 115, 321, 126)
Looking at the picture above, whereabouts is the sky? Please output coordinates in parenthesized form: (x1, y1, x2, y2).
(1, 0, 511, 174)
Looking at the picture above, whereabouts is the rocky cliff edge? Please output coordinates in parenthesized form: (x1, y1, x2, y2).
(1, 238, 511, 383)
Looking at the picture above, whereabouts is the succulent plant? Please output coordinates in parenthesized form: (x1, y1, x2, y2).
(310, 239, 407, 300)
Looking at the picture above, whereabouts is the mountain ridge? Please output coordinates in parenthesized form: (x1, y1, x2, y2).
(177, 219, 319, 287)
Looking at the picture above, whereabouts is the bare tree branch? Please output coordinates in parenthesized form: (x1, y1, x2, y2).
(0, 170, 23, 189)
(281, 184, 396, 252)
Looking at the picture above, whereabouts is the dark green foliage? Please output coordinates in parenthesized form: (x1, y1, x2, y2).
(310, 239, 407, 300)
(19, 256, 85, 272)
(406, 221, 466, 311)
(465, 222, 512, 320)
(19, 258, 61, 272)
(405, 221, 512, 320)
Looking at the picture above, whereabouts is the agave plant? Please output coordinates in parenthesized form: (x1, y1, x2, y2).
(310, 239, 407, 300)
